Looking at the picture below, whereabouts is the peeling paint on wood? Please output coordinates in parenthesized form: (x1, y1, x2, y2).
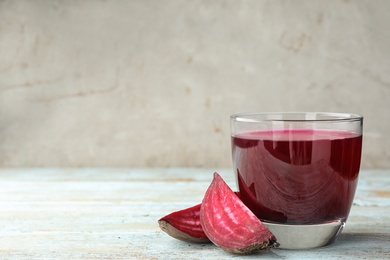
(0, 168, 389, 259)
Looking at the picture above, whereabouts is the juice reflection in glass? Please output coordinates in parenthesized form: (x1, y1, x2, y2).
(230, 113, 363, 226)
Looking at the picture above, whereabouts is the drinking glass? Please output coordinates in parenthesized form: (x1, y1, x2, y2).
(230, 112, 363, 249)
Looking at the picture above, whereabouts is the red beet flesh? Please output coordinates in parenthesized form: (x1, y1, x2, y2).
(158, 203, 210, 243)
(200, 172, 278, 254)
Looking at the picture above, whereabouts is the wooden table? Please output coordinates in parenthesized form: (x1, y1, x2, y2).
(1, 168, 389, 259)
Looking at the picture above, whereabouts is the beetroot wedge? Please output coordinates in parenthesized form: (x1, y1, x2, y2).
(200, 172, 278, 254)
(158, 203, 210, 243)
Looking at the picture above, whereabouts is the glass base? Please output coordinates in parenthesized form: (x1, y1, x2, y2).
(263, 220, 345, 250)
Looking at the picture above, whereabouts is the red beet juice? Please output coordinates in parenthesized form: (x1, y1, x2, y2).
(232, 129, 362, 225)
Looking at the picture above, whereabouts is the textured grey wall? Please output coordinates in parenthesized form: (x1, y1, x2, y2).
(0, 0, 389, 168)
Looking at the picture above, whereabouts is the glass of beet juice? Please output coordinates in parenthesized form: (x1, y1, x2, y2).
(231, 112, 363, 249)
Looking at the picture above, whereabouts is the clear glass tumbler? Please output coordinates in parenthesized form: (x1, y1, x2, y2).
(230, 112, 363, 249)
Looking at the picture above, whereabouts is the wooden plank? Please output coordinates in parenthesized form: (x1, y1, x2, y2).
(0, 169, 389, 259)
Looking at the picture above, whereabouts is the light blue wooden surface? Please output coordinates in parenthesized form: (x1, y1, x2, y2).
(0, 168, 389, 259)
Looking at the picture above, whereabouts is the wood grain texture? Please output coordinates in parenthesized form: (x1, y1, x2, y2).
(0, 168, 389, 259)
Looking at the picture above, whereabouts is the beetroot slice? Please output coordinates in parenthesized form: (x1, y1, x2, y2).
(200, 172, 278, 254)
(158, 203, 210, 243)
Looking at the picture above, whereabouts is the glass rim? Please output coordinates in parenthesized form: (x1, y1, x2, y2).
(230, 112, 363, 123)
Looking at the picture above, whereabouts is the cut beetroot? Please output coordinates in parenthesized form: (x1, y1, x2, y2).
(200, 172, 278, 254)
(158, 203, 210, 243)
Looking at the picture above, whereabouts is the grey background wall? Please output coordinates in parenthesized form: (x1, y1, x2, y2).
(1, 0, 389, 168)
